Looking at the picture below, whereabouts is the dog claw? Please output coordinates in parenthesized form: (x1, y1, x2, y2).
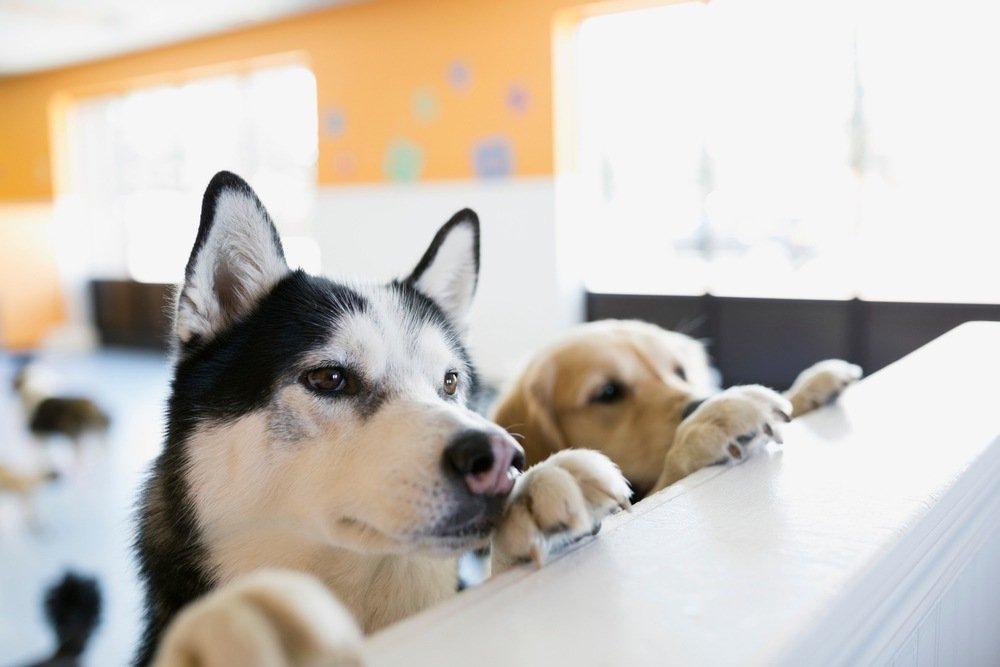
(762, 422, 783, 444)
(529, 542, 545, 568)
(586, 481, 633, 513)
(775, 409, 792, 422)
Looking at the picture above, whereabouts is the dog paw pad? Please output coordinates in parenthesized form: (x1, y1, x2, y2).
(493, 450, 631, 569)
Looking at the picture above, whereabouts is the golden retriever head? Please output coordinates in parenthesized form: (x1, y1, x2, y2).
(492, 320, 717, 495)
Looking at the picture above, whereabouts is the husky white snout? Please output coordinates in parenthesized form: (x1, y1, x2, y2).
(444, 431, 525, 496)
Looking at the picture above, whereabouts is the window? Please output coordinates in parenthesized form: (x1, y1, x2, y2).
(571, 0, 1000, 303)
(64, 63, 319, 283)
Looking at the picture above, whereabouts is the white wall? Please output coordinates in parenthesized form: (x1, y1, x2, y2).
(313, 177, 582, 383)
(38, 176, 582, 381)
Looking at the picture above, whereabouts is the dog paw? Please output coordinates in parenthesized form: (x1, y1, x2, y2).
(688, 385, 792, 463)
(492, 449, 631, 570)
(653, 385, 793, 491)
(787, 359, 862, 417)
(152, 569, 363, 667)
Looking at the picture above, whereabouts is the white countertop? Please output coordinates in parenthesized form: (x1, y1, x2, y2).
(363, 322, 1000, 666)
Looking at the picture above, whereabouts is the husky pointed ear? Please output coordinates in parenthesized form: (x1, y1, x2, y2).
(175, 171, 290, 346)
(405, 209, 480, 327)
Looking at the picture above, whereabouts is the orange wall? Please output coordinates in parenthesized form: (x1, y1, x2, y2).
(0, 204, 67, 349)
(0, 0, 598, 348)
(0, 0, 592, 201)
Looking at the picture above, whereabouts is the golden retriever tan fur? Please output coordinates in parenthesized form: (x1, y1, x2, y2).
(493, 320, 861, 498)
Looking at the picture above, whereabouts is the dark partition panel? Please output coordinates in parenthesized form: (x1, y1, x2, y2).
(587, 293, 1000, 389)
(90, 280, 172, 349)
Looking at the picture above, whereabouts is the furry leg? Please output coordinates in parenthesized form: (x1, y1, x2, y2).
(151, 569, 363, 667)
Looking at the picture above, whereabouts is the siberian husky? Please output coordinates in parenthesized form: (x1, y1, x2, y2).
(134, 172, 631, 666)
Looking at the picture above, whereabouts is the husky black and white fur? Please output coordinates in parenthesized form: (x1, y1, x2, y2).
(135, 172, 631, 667)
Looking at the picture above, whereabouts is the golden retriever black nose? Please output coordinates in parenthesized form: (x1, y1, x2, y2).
(445, 431, 525, 496)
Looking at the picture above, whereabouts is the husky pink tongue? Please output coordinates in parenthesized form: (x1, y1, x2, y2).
(465, 437, 517, 496)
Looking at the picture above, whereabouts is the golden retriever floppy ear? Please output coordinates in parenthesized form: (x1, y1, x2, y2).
(492, 358, 566, 466)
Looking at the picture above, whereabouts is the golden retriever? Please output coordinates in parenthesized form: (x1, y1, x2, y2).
(492, 319, 861, 499)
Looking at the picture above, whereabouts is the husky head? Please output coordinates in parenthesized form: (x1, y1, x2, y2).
(169, 172, 524, 558)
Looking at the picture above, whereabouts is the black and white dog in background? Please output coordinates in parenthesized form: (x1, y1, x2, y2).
(134, 172, 631, 666)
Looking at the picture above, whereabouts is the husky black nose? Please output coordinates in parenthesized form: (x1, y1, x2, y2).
(445, 431, 525, 496)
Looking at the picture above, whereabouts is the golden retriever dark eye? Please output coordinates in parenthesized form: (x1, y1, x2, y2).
(591, 381, 626, 404)
(443, 370, 459, 395)
(675, 365, 687, 381)
(304, 367, 353, 394)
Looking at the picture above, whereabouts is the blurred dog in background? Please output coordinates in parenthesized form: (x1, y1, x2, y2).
(21, 571, 102, 667)
(0, 463, 60, 528)
(13, 362, 110, 449)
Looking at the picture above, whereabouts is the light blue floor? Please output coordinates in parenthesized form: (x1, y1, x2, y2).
(0, 350, 172, 667)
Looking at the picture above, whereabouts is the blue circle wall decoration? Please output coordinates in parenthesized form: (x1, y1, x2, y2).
(448, 61, 472, 91)
(472, 135, 514, 179)
(323, 107, 346, 138)
(505, 84, 530, 114)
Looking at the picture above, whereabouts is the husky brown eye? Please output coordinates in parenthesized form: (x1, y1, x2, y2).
(443, 371, 459, 396)
(304, 367, 350, 394)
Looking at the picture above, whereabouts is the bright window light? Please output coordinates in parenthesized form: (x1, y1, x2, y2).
(66, 63, 318, 284)
(281, 235, 322, 275)
(573, 0, 1000, 302)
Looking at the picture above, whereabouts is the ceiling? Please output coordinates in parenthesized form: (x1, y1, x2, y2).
(0, 0, 355, 77)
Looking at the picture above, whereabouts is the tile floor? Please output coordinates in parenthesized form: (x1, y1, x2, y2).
(0, 350, 171, 666)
